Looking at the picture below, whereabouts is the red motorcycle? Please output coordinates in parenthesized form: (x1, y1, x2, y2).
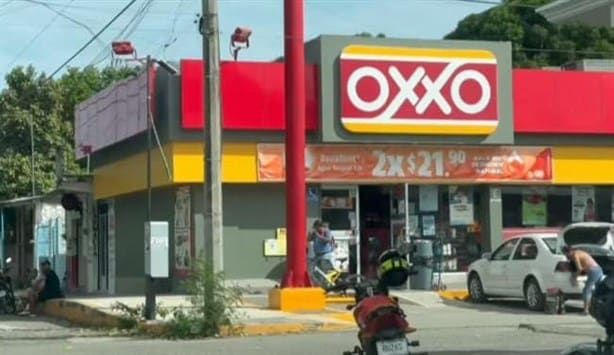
(343, 247, 426, 355)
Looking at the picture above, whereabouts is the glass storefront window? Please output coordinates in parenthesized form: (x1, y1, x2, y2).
(405, 185, 484, 272)
(501, 186, 613, 228)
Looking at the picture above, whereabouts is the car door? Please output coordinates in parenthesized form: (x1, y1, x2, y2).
(483, 239, 520, 294)
(505, 237, 538, 297)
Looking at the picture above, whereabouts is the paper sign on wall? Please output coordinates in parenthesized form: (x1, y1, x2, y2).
(264, 227, 288, 256)
(572, 187, 596, 222)
(264, 239, 286, 256)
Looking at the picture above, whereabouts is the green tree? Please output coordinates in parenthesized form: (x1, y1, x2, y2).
(0, 65, 138, 199)
(445, 0, 614, 68)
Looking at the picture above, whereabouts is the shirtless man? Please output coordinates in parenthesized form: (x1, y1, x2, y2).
(562, 246, 603, 314)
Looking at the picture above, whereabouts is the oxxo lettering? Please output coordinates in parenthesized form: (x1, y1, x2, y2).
(347, 62, 492, 119)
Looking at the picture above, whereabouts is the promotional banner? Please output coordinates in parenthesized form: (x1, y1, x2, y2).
(522, 188, 547, 226)
(174, 186, 192, 274)
(449, 186, 474, 226)
(257, 144, 552, 183)
(572, 187, 596, 222)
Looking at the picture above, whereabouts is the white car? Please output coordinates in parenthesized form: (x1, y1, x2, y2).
(467, 233, 585, 311)
(556, 222, 614, 275)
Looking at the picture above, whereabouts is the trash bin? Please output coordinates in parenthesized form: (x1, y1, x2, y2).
(410, 239, 434, 290)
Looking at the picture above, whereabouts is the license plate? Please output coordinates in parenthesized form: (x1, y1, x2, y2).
(376, 338, 408, 355)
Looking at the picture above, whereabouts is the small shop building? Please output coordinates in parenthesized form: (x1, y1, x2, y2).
(71, 35, 614, 294)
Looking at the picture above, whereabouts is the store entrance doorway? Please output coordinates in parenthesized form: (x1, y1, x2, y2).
(358, 185, 409, 278)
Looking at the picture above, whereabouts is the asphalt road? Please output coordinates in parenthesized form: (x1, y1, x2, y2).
(0, 298, 606, 354)
(0, 329, 597, 355)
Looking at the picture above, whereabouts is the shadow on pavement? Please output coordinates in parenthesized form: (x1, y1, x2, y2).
(441, 297, 584, 315)
(0, 314, 72, 327)
(430, 351, 560, 355)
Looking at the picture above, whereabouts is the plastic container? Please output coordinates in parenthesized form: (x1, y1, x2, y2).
(410, 239, 434, 290)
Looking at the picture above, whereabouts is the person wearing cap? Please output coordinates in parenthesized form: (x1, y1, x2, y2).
(25, 260, 64, 314)
(562, 245, 603, 314)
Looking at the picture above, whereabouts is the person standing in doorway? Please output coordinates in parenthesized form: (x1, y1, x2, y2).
(563, 246, 603, 314)
(312, 220, 336, 271)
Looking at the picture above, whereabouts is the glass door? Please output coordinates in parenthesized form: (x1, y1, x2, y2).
(320, 186, 359, 274)
(389, 185, 408, 250)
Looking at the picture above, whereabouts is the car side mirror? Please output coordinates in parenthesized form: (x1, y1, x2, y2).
(482, 252, 492, 260)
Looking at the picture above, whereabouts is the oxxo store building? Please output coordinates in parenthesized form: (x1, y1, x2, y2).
(76, 35, 614, 294)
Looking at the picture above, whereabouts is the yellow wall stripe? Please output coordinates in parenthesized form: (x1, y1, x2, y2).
(93, 144, 614, 199)
(172, 142, 258, 183)
(552, 147, 614, 185)
(93, 142, 258, 200)
(93, 145, 174, 200)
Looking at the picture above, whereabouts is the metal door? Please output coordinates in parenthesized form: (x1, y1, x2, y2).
(97, 204, 109, 292)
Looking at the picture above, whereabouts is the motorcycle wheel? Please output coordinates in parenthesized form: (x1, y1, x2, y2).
(4, 293, 16, 314)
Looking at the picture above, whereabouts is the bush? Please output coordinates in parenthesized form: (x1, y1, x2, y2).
(167, 258, 244, 338)
(111, 257, 244, 339)
(111, 301, 169, 330)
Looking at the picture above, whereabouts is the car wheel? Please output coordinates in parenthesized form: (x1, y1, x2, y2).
(524, 278, 545, 311)
(468, 273, 486, 303)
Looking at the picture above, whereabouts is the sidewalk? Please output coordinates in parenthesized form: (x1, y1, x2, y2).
(39, 294, 357, 337)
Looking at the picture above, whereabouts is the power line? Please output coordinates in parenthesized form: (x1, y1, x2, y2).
(88, 0, 155, 66)
(22, 0, 107, 49)
(164, 0, 185, 46)
(6, 0, 75, 69)
(48, 0, 138, 78)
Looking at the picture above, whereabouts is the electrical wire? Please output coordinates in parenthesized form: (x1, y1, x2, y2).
(166, 0, 184, 45)
(6, 0, 75, 70)
(22, 0, 107, 49)
(88, 0, 154, 66)
(48, 0, 138, 78)
(158, 0, 185, 59)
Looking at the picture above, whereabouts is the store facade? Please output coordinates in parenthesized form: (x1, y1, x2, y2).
(75, 35, 614, 294)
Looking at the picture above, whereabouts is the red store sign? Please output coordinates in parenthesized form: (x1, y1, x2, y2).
(339, 45, 499, 136)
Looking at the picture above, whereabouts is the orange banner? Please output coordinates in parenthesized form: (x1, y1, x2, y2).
(257, 144, 552, 183)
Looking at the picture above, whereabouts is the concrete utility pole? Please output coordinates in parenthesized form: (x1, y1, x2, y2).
(201, 0, 224, 272)
(144, 55, 156, 320)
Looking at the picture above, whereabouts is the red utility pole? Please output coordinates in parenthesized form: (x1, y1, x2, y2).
(282, 0, 310, 288)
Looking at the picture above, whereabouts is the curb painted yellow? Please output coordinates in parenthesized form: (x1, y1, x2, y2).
(326, 312, 355, 323)
(41, 299, 121, 329)
(42, 298, 356, 337)
(325, 295, 355, 304)
(438, 290, 470, 302)
(268, 287, 327, 312)
(140, 317, 356, 338)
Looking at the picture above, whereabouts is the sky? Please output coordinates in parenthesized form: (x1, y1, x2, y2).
(0, 0, 494, 82)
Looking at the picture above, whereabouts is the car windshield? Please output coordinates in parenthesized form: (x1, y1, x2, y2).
(563, 226, 611, 246)
(542, 237, 557, 254)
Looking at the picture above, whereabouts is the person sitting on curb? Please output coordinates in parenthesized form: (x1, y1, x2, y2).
(23, 260, 64, 315)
